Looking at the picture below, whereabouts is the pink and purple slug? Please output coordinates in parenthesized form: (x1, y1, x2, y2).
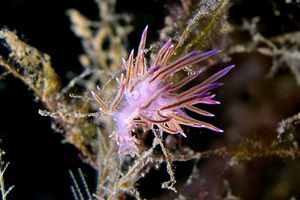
(92, 26, 234, 156)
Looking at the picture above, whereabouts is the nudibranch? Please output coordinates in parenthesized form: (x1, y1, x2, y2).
(92, 26, 234, 155)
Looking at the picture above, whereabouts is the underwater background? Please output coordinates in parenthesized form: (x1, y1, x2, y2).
(0, 0, 300, 199)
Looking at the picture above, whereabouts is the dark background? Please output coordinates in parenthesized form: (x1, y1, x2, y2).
(0, 0, 300, 199)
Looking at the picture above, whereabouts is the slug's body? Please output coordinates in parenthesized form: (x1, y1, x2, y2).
(92, 26, 234, 155)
